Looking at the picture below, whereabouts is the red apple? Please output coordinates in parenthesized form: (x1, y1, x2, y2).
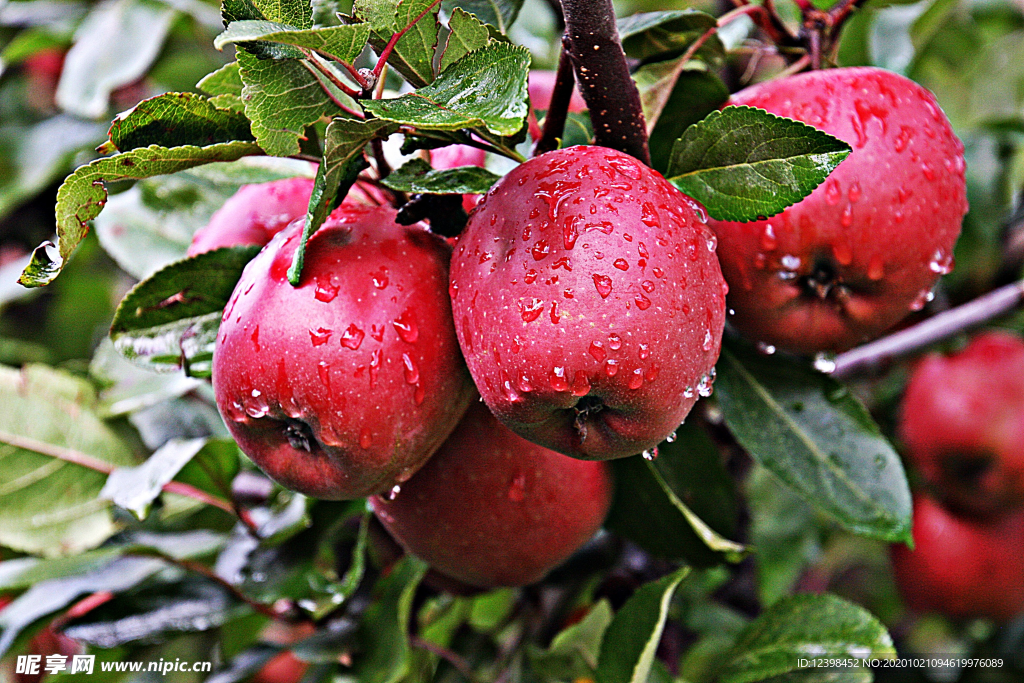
(370, 403, 613, 588)
(449, 145, 727, 460)
(707, 67, 967, 354)
(900, 331, 1024, 516)
(188, 177, 387, 256)
(213, 205, 475, 499)
(891, 496, 1024, 622)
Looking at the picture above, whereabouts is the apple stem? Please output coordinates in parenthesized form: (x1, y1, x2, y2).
(830, 278, 1024, 378)
(560, 0, 651, 166)
(372, 0, 443, 79)
(533, 38, 577, 156)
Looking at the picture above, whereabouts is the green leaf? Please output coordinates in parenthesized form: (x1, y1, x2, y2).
(100, 437, 209, 519)
(356, 0, 441, 88)
(716, 594, 895, 683)
(173, 439, 242, 502)
(55, 0, 176, 118)
(109, 245, 261, 377)
(104, 92, 256, 153)
(214, 20, 371, 63)
(596, 568, 688, 683)
(0, 557, 166, 658)
(530, 600, 613, 680)
(362, 42, 529, 136)
(383, 157, 500, 194)
(223, 0, 312, 28)
(633, 60, 728, 173)
(286, 117, 392, 284)
(618, 10, 723, 65)
(353, 556, 429, 683)
(442, 0, 523, 33)
(715, 342, 912, 543)
(441, 8, 491, 71)
(17, 141, 261, 288)
(0, 365, 137, 557)
(607, 423, 745, 567)
(0, 548, 125, 592)
(198, 61, 244, 98)
(664, 106, 852, 222)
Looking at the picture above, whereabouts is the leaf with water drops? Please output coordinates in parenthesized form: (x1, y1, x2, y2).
(714, 594, 895, 683)
(665, 106, 852, 222)
(361, 42, 530, 137)
(714, 340, 912, 543)
(110, 245, 261, 378)
(103, 92, 256, 154)
(100, 437, 210, 519)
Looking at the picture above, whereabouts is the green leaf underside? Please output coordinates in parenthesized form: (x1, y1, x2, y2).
(356, 0, 441, 88)
(442, 8, 491, 71)
(215, 20, 370, 63)
(17, 141, 261, 288)
(198, 62, 244, 98)
(287, 118, 394, 285)
(100, 437, 209, 519)
(596, 567, 688, 683)
(0, 365, 136, 557)
(717, 594, 895, 683)
(715, 344, 912, 543)
(354, 555, 429, 683)
(618, 10, 722, 64)
(106, 92, 255, 153)
(361, 42, 530, 136)
(383, 158, 500, 194)
(442, 0, 523, 33)
(665, 106, 852, 222)
(223, 0, 313, 28)
(236, 50, 350, 158)
(110, 246, 261, 377)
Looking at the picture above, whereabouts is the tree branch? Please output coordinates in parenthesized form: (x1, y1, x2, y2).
(533, 38, 576, 156)
(830, 278, 1024, 378)
(561, 0, 650, 165)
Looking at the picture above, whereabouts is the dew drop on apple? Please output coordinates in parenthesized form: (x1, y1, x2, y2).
(517, 374, 533, 393)
(641, 447, 659, 461)
(813, 353, 837, 373)
(314, 277, 340, 302)
(645, 364, 659, 382)
(251, 326, 260, 352)
(589, 340, 607, 361)
(593, 274, 613, 298)
(825, 179, 842, 205)
(867, 254, 885, 280)
(604, 359, 619, 377)
(640, 202, 660, 228)
(393, 310, 419, 343)
(401, 353, 420, 385)
(570, 370, 591, 397)
(841, 204, 853, 228)
(760, 224, 777, 251)
(387, 484, 401, 501)
(507, 473, 527, 503)
(635, 293, 652, 310)
(756, 341, 776, 355)
(628, 368, 644, 389)
(309, 326, 332, 346)
(360, 427, 373, 449)
(245, 390, 269, 418)
(371, 267, 389, 289)
(928, 249, 954, 275)
(666, 430, 677, 443)
(519, 298, 544, 322)
(340, 323, 365, 350)
(638, 343, 650, 360)
(316, 361, 331, 391)
(613, 258, 629, 271)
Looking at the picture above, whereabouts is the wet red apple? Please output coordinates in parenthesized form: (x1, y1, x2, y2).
(371, 403, 613, 587)
(213, 205, 475, 499)
(449, 145, 727, 460)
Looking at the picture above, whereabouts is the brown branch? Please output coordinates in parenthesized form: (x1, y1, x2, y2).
(830, 278, 1024, 378)
(561, 0, 650, 165)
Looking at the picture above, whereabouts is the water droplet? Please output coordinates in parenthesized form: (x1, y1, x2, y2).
(841, 204, 853, 228)
(706, 234, 717, 252)
(928, 249, 954, 275)
(613, 258, 629, 271)
(251, 389, 261, 398)
(703, 330, 714, 352)
(369, 349, 381, 387)
(517, 374, 534, 392)
(867, 255, 885, 280)
(756, 341, 776, 355)
(340, 323, 365, 350)
(825, 179, 841, 205)
(563, 218, 579, 250)
(503, 379, 522, 403)
(372, 267, 390, 289)
(832, 241, 853, 266)
(571, 370, 591, 396)
(245, 390, 269, 418)
(593, 274, 613, 298)
(608, 334, 622, 350)
(813, 353, 837, 373)
(550, 366, 569, 392)
(317, 361, 331, 390)
(921, 162, 936, 181)
(666, 431, 677, 443)
(635, 293, 652, 310)
(392, 310, 419, 343)
(645, 364, 659, 382)
(315, 277, 340, 302)
(652, 267, 664, 278)
(640, 202, 661, 228)
(387, 484, 401, 500)
(909, 288, 934, 311)
(448, 281, 459, 299)
(604, 359, 619, 376)
(780, 254, 801, 271)
(642, 447, 659, 461)
(696, 370, 715, 397)
(251, 326, 261, 352)
(401, 353, 420, 385)
(589, 340, 607, 361)
(531, 240, 551, 260)
(310, 326, 332, 346)
(628, 368, 644, 389)
(519, 298, 544, 322)
(524, 269, 538, 284)
(507, 474, 527, 502)
(761, 224, 777, 251)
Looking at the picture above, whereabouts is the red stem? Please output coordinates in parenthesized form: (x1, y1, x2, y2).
(372, 0, 443, 79)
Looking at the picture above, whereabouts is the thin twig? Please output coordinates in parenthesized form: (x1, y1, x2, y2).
(0, 429, 237, 515)
(300, 61, 365, 119)
(156, 554, 296, 622)
(831, 278, 1024, 378)
(306, 52, 361, 99)
(410, 636, 483, 683)
(372, 0, 443, 79)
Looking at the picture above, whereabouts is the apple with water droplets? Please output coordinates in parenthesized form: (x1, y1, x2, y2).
(707, 67, 967, 354)
(900, 331, 1024, 517)
(891, 496, 1024, 622)
(449, 145, 727, 460)
(213, 205, 475, 499)
(370, 402, 613, 588)
(188, 176, 386, 256)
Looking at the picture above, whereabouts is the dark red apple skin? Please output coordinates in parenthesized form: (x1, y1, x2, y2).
(370, 403, 613, 588)
(891, 496, 1024, 623)
(188, 177, 387, 256)
(707, 67, 967, 354)
(900, 331, 1024, 516)
(213, 205, 475, 499)
(449, 145, 727, 460)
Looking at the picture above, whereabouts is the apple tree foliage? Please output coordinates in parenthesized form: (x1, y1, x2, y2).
(0, 0, 1023, 680)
